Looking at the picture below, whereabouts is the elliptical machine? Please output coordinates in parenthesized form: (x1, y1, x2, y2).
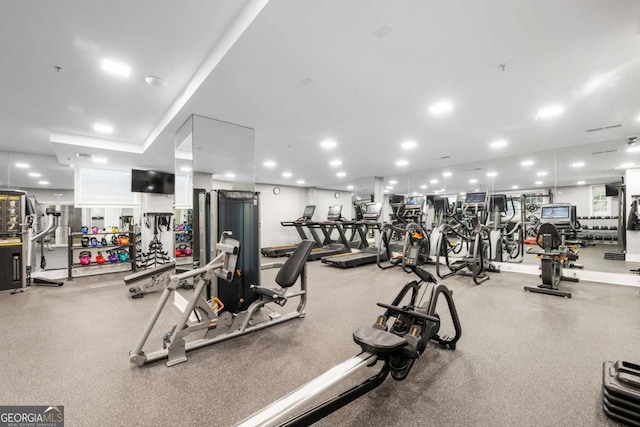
(487, 194, 525, 263)
(435, 191, 499, 285)
(235, 246, 461, 427)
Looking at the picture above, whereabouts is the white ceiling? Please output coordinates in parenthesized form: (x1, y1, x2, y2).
(1, 0, 640, 196)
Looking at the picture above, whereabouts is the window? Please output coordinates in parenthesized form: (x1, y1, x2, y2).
(591, 185, 610, 216)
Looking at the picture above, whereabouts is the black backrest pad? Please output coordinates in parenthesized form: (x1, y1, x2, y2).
(537, 223, 561, 250)
(276, 240, 315, 288)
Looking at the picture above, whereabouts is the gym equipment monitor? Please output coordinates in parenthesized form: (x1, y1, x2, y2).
(131, 169, 175, 194)
(464, 192, 487, 205)
(302, 205, 316, 218)
(433, 197, 450, 214)
(327, 205, 343, 221)
(405, 196, 423, 209)
(390, 194, 405, 204)
(540, 204, 571, 225)
(489, 194, 508, 213)
(363, 202, 382, 220)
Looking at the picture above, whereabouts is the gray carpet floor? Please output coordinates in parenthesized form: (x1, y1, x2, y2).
(0, 256, 638, 427)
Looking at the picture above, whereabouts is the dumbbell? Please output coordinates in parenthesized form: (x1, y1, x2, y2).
(600, 226, 608, 230)
(582, 225, 589, 230)
(604, 235, 613, 241)
(594, 235, 603, 240)
(610, 226, 617, 230)
(592, 225, 600, 230)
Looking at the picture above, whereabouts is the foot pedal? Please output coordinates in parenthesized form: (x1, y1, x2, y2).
(269, 312, 282, 320)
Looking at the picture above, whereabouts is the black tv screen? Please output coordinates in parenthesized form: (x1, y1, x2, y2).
(605, 184, 619, 197)
(131, 169, 175, 194)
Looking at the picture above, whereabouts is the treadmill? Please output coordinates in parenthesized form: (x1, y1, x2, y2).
(305, 205, 351, 261)
(260, 205, 320, 257)
(322, 203, 385, 268)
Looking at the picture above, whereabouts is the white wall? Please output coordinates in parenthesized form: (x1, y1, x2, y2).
(257, 185, 354, 248)
(21, 188, 74, 204)
(626, 168, 640, 262)
(554, 185, 591, 217)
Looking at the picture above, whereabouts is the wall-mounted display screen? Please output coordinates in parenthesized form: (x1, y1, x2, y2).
(131, 169, 175, 194)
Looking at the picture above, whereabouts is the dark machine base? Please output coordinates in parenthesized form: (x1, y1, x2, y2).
(33, 277, 64, 287)
(524, 285, 571, 298)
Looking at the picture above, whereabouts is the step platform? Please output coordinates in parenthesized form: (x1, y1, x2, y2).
(602, 361, 640, 426)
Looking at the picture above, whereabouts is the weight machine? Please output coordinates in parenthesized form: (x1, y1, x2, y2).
(129, 234, 315, 367)
(235, 250, 461, 427)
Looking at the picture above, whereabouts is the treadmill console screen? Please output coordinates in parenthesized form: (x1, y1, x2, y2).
(405, 196, 423, 209)
(327, 205, 343, 221)
(465, 192, 487, 205)
(363, 202, 382, 219)
(540, 204, 571, 223)
(302, 205, 316, 219)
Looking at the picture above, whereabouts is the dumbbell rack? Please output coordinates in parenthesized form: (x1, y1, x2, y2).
(67, 230, 137, 280)
(577, 216, 620, 245)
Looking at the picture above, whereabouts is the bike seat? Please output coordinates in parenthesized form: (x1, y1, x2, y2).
(353, 326, 407, 355)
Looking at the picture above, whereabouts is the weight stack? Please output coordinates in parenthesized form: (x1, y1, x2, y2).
(604, 251, 626, 261)
(602, 361, 640, 426)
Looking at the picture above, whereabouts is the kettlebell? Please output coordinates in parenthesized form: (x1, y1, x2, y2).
(117, 249, 129, 262)
(81, 226, 89, 234)
(91, 226, 99, 234)
(111, 234, 119, 245)
(90, 237, 99, 248)
(107, 250, 118, 263)
(101, 237, 108, 247)
(81, 236, 90, 247)
(79, 251, 92, 266)
(111, 226, 119, 233)
(179, 234, 186, 242)
(96, 252, 105, 265)
(118, 234, 130, 245)
(185, 224, 192, 231)
(175, 248, 182, 257)
(184, 245, 193, 256)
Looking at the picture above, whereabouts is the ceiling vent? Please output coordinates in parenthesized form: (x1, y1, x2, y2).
(592, 149, 618, 155)
(586, 123, 623, 133)
(76, 153, 92, 158)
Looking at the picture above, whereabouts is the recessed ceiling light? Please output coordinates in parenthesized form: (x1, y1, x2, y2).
(346, 185, 354, 190)
(619, 163, 635, 169)
(15, 163, 30, 169)
(263, 160, 276, 168)
(180, 166, 191, 172)
(420, 185, 427, 189)
(428, 100, 454, 115)
(225, 172, 235, 178)
(577, 180, 586, 185)
(521, 160, 534, 167)
(411, 192, 418, 196)
(511, 185, 519, 189)
(583, 73, 614, 95)
(570, 162, 585, 168)
(430, 179, 439, 184)
(469, 178, 478, 184)
(282, 171, 292, 178)
(395, 160, 408, 167)
(386, 186, 394, 190)
(486, 171, 498, 177)
(490, 139, 507, 149)
(144, 76, 167, 87)
(383, 189, 389, 193)
(536, 171, 547, 176)
(38, 180, 49, 185)
(329, 159, 342, 167)
(535, 105, 564, 120)
(28, 172, 41, 177)
(92, 156, 108, 164)
(93, 123, 114, 134)
(296, 179, 305, 185)
(389, 180, 398, 185)
(101, 58, 131, 78)
(627, 146, 640, 153)
(474, 188, 480, 192)
(442, 171, 452, 177)
(336, 171, 346, 177)
(320, 139, 337, 149)
(401, 140, 417, 150)
(459, 192, 466, 195)
(535, 180, 543, 185)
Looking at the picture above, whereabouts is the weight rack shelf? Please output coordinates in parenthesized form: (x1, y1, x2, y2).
(67, 230, 136, 280)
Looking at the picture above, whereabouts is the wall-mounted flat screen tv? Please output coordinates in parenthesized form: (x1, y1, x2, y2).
(131, 169, 175, 194)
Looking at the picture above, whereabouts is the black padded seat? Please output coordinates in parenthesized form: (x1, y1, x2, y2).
(353, 326, 407, 355)
(252, 240, 315, 297)
(536, 223, 561, 251)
